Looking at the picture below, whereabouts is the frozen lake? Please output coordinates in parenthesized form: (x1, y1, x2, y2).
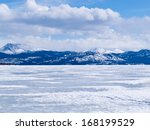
(0, 65, 150, 113)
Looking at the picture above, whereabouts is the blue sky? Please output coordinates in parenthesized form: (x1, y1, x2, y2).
(1, 0, 150, 17)
(66, 0, 150, 17)
(0, 0, 150, 51)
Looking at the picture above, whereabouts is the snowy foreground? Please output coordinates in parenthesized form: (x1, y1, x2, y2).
(0, 65, 150, 113)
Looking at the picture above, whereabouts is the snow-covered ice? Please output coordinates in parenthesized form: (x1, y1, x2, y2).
(0, 65, 150, 113)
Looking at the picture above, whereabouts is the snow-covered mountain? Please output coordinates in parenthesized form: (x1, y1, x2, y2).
(0, 43, 30, 54)
(0, 43, 150, 65)
(90, 48, 124, 54)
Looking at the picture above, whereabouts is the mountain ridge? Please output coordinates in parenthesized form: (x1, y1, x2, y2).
(0, 43, 31, 54)
(0, 43, 150, 65)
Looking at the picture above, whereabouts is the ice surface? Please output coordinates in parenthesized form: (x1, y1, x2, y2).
(0, 65, 150, 113)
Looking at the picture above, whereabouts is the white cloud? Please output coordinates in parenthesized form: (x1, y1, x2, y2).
(16, 2, 120, 31)
(0, 4, 12, 21)
(26, 0, 49, 11)
(0, 1, 120, 32)
(0, 0, 150, 51)
(2, 31, 148, 51)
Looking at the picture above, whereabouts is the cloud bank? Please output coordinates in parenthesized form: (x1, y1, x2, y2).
(0, 0, 150, 51)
